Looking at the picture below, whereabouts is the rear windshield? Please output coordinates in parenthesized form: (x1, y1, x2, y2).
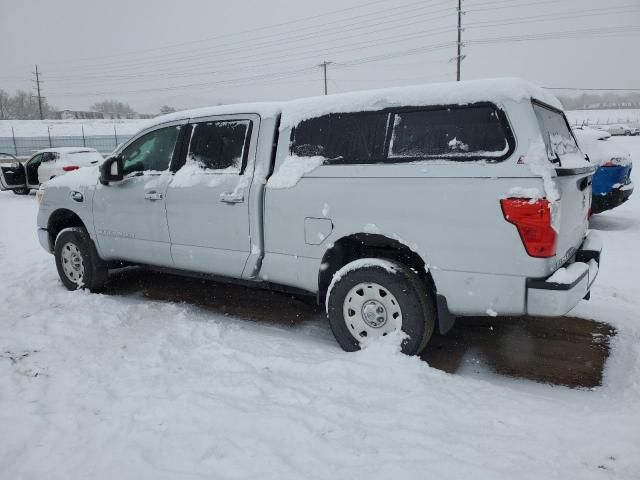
(532, 102, 579, 163)
(290, 103, 513, 164)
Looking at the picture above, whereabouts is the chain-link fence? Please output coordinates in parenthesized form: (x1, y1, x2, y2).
(0, 122, 142, 160)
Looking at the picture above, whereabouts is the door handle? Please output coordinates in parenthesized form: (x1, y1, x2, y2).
(144, 191, 164, 201)
(220, 191, 244, 203)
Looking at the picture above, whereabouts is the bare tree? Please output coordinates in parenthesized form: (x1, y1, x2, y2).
(159, 105, 177, 114)
(0, 89, 55, 119)
(0, 89, 8, 120)
(90, 99, 136, 115)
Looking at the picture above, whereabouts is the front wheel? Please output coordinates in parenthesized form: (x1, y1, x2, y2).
(12, 188, 30, 195)
(54, 228, 108, 292)
(326, 259, 436, 355)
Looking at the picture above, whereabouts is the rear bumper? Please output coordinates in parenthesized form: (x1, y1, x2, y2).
(526, 231, 601, 316)
(592, 181, 633, 213)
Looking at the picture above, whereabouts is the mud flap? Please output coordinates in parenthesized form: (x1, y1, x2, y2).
(436, 294, 456, 335)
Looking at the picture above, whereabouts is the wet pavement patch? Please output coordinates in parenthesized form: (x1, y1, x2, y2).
(422, 316, 616, 388)
(105, 268, 616, 389)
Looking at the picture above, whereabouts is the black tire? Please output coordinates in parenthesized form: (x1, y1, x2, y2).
(12, 188, 30, 195)
(54, 228, 108, 292)
(326, 259, 436, 355)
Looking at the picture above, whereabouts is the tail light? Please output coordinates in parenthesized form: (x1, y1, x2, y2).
(62, 165, 80, 172)
(601, 157, 628, 167)
(500, 198, 557, 258)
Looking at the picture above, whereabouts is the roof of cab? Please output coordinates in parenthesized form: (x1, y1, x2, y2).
(141, 102, 283, 132)
(139, 77, 561, 133)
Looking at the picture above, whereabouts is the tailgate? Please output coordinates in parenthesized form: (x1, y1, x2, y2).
(553, 168, 593, 266)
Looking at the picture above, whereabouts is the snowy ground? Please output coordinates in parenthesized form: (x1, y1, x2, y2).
(1, 138, 639, 479)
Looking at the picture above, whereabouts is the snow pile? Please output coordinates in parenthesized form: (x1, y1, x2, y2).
(44, 165, 99, 189)
(523, 138, 560, 202)
(546, 262, 589, 284)
(267, 155, 325, 189)
(504, 187, 543, 199)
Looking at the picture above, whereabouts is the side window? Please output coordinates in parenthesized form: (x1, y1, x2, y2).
(121, 126, 181, 175)
(389, 105, 511, 161)
(532, 102, 579, 162)
(41, 152, 58, 163)
(187, 120, 250, 172)
(291, 112, 388, 164)
(30, 153, 43, 165)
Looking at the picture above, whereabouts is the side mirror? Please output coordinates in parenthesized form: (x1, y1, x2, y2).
(99, 156, 124, 185)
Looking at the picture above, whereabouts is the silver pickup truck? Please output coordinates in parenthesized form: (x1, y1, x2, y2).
(3, 78, 602, 355)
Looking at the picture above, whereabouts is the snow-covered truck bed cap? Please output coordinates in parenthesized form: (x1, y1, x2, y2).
(140, 77, 560, 132)
(279, 77, 562, 129)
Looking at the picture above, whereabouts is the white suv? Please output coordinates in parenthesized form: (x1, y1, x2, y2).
(0, 147, 103, 195)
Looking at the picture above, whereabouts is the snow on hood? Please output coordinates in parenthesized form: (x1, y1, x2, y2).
(280, 77, 562, 130)
(44, 165, 99, 189)
(573, 129, 632, 166)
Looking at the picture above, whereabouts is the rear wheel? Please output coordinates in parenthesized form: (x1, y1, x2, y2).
(12, 188, 30, 195)
(54, 228, 108, 292)
(326, 259, 436, 355)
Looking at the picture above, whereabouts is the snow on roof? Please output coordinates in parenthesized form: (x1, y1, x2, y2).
(138, 78, 560, 134)
(36, 147, 100, 154)
(279, 77, 562, 129)
(139, 102, 283, 131)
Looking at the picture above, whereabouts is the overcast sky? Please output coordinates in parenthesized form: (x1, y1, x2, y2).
(0, 0, 638, 113)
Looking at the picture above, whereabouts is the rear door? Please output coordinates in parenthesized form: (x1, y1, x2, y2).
(165, 115, 257, 277)
(92, 122, 184, 266)
(532, 101, 594, 264)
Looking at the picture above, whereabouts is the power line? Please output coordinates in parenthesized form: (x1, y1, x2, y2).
(43, 0, 453, 73)
(43, 13, 457, 82)
(466, 4, 640, 29)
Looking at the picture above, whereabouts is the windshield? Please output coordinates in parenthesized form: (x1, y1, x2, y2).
(532, 102, 580, 163)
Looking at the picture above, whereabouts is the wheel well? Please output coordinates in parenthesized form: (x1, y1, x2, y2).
(318, 233, 435, 303)
(47, 209, 86, 246)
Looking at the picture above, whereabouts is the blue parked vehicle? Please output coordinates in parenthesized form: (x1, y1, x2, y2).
(573, 126, 634, 214)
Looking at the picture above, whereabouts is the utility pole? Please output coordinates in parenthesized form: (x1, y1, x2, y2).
(33, 64, 44, 120)
(319, 61, 334, 95)
(456, 0, 464, 81)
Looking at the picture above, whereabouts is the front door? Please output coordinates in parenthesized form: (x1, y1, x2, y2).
(165, 116, 256, 277)
(92, 123, 183, 267)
